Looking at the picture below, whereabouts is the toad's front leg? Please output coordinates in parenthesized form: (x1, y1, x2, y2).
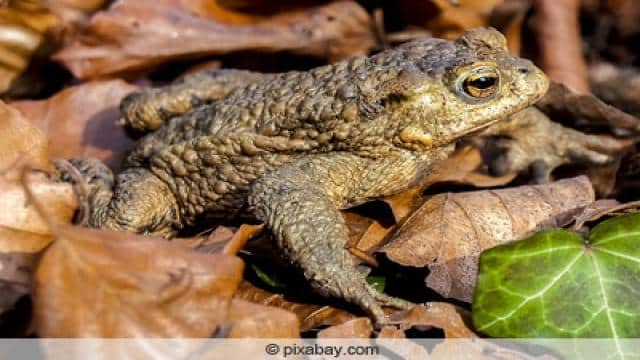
(248, 153, 418, 323)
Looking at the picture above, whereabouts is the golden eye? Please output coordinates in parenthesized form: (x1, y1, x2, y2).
(456, 67, 500, 101)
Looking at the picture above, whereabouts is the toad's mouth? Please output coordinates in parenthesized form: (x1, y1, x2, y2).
(455, 116, 503, 139)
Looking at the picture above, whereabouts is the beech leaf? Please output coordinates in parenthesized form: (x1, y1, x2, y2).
(382, 176, 595, 302)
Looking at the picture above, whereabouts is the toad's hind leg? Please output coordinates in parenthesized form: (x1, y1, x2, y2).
(248, 154, 415, 323)
(56, 158, 182, 238)
(120, 69, 265, 132)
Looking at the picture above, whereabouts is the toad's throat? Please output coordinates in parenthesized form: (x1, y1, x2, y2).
(400, 117, 502, 149)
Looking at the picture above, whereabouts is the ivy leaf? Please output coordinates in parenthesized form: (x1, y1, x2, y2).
(366, 275, 386, 293)
(473, 213, 640, 338)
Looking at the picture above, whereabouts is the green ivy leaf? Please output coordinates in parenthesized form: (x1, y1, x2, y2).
(366, 275, 386, 292)
(473, 213, 640, 338)
(250, 263, 285, 289)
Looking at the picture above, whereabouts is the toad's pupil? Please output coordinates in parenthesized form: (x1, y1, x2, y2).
(471, 76, 495, 89)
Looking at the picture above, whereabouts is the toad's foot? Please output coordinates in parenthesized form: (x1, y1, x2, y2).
(55, 157, 182, 238)
(248, 154, 415, 324)
(482, 107, 625, 182)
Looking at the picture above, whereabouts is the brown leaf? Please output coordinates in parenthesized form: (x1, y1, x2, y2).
(393, 0, 504, 39)
(531, 0, 589, 93)
(226, 298, 299, 338)
(389, 303, 477, 338)
(536, 81, 640, 134)
(0, 171, 76, 253)
(590, 63, 640, 119)
(172, 225, 236, 254)
(382, 176, 595, 302)
(34, 225, 245, 337)
(317, 317, 373, 338)
(0, 101, 50, 172)
(489, 0, 530, 55)
(12, 80, 137, 170)
(0, 1, 59, 93)
(0, 170, 75, 326)
(234, 281, 355, 332)
(421, 145, 518, 189)
(349, 146, 516, 254)
(54, 1, 375, 79)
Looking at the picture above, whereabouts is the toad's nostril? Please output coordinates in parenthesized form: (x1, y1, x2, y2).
(517, 67, 531, 75)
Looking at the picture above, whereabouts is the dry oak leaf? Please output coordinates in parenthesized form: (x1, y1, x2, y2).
(0, 101, 50, 172)
(12, 80, 137, 170)
(382, 176, 595, 302)
(54, 0, 375, 79)
(34, 225, 248, 337)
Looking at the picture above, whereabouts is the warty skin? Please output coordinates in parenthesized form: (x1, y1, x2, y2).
(60, 28, 549, 323)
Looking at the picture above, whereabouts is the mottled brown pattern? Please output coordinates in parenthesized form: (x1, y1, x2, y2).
(59, 28, 549, 323)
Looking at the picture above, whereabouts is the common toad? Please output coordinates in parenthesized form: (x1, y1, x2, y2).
(59, 28, 550, 323)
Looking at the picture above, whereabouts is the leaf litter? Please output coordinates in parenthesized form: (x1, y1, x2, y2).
(1, 0, 640, 346)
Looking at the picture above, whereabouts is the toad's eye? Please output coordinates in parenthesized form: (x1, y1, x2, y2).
(456, 67, 500, 100)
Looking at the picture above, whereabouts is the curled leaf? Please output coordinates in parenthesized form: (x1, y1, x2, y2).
(382, 176, 595, 302)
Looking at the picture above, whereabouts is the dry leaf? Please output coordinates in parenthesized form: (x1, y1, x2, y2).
(393, 0, 504, 39)
(0, 171, 76, 253)
(531, 0, 589, 93)
(235, 281, 355, 332)
(536, 82, 640, 135)
(350, 146, 516, 254)
(34, 225, 245, 337)
(382, 176, 595, 302)
(0, 170, 75, 324)
(0, 0, 59, 93)
(389, 303, 477, 338)
(590, 63, 640, 119)
(226, 298, 299, 338)
(12, 80, 137, 170)
(0, 101, 50, 172)
(317, 317, 373, 338)
(44, 0, 107, 25)
(489, 0, 530, 55)
(54, 1, 375, 79)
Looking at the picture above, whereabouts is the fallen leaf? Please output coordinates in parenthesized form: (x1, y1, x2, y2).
(234, 281, 355, 332)
(350, 146, 517, 255)
(590, 63, 640, 119)
(12, 80, 137, 170)
(531, 0, 589, 93)
(317, 317, 373, 338)
(382, 176, 595, 302)
(0, 171, 76, 253)
(226, 298, 299, 338)
(0, 101, 50, 172)
(0, 169, 75, 328)
(34, 225, 245, 337)
(392, 0, 504, 39)
(489, 0, 530, 55)
(0, 0, 59, 93)
(54, 1, 375, 79)
(473, 212, 640, 339)
(389, 303, 476, 338)
(536, 82, 640, 135)
(223, 223, 264, 256)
